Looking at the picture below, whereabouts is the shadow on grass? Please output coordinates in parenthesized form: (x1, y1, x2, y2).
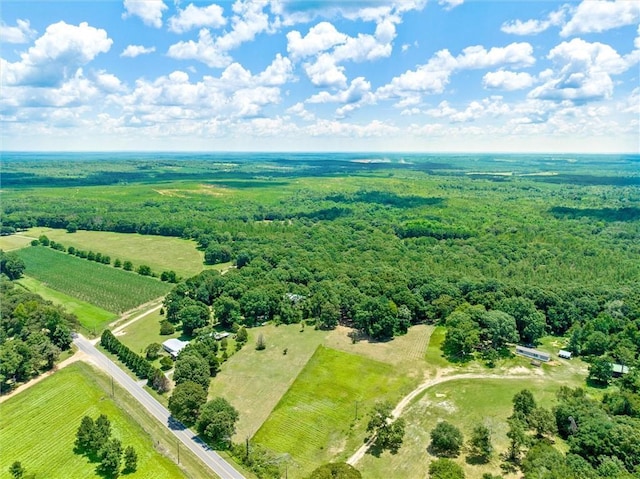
(465, 454, 490, 465)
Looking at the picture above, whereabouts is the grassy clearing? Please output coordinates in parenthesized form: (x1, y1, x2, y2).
(424, 326, 450, 370)
(17, 276, 116, 334)
(115, 309, 181, 357)
(0, 362, 186, 479)
(325, 324, 433, 367)
(16, 246, 171, 314)
(210, 323, 328, 441)
(25, 227, 205, 278)
(253, 346, 416, 478)
(0, 234, 33, 251)
(357, 377, 566, 479)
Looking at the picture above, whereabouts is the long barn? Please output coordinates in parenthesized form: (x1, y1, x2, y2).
(515, 346, 550, 362)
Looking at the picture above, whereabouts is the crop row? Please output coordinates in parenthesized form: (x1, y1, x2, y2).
(16, 247, 171, 314)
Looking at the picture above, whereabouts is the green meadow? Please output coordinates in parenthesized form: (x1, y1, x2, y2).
(0, 362, 186, 479)
(253, 346, 416, 478)
(25, 227, 206, 279)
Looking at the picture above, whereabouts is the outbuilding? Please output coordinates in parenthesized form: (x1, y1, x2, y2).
(612, 363, 630, 377)
(515, 345, 551, 362)
(558, 350, 572, 359)
(162, 338, 189, 358)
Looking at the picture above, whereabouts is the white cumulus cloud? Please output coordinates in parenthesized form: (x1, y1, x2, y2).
(2, 21, 112, 87)
(483, 70, 535, 90)
(530, 38, 629, 102)
(303, 53, 347, 88)
(122, 0, 168, 28)
(286, 22, 347, 60)
(168, 3, 226, 34)
(0, 19, 36, 43)
(561, 0, 640, 37)
(121, 44, 156, 57)
(167, 28, 231, 68)
(501, 6, 568, 36)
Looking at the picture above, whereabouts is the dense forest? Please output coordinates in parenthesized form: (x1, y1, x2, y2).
(3, 154, 639, 365)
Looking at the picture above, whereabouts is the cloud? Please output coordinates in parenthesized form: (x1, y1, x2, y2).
(439, 0, 464, 11)
(286, 22, 347, 60)
(0, 19, 36, 43)
(377, 42, 534, 101)
(168, 3, 226, 33)
(287, 102, 315, 121)
(306, 76, 374, 117)
(501, 6, 568, 35)
(121, 45, 156, 58)
(529, 38, 629, 102)
(561, 0, 640, 37)
(167, 0, 271, 67)
(122, 0, 168, 28)
(2, 21, 112, 87)
(167, 28, 231, 68)
(303, 53, 347, 88)
(483, 70, 535, 90)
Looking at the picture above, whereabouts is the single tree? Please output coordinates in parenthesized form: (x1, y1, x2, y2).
(137, 264, 152, 276)
(173, 353, 210, 390)
(236, 326, 248, 344)
(529, 407, 557, 438)
(308, 462, 362, 478)
(122, 260, 133, 271)
(159, 320, 175, 335)
(75, 415, 95, 452)
(168, 381, 207, 426)
(123, 446, 137, 473)
(256, 333, 266, 350)
(366, 402, 406, 454)
(9, 461, 25, 479)
(145, 343, 162, 360)
(428, 458, 465, 479)
(114, 258, 122, 268)
(99, 438, 122, 477)
(512, 389, 536, 423)
(430, 421, 464, 457)
(588, 357, 613, 386)
(160, 355, 174, 370)
(468, 424, 493, 462)
(506, 417, 528, 462)
(196, 397, 239, 448)
(0, 252, 26, 280)
(92, 414, 112, 454)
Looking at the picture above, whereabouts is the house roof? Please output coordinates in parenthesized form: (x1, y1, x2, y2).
(516, 346, 550, 357)
(162, 338, 189, 353)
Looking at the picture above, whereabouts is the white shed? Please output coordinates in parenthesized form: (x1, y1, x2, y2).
(558, 350, 572, 359)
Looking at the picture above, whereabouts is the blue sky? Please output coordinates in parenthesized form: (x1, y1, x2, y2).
(1, 0, 638, 152)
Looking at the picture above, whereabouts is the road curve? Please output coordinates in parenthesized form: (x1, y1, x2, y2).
(73, 335, 246, 479)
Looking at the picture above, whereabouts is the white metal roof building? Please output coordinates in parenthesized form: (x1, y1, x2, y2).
(162, 338, 189, 358)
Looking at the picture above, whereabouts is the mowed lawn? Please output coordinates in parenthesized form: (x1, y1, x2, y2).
(0, 234, 33, 251)
(0, 362, 186, 479)
(210, 323, 328, 441)
(25, 227, 206, 278)
(17, 276, 116, 334)
(116, 308, 182, 356)
(253, 346, 416, 478)
(16, 247, 171, 315)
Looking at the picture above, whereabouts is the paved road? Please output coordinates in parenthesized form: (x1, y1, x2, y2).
(74, 335, 246, 479)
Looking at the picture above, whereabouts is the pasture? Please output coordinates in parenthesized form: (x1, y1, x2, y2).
(25, 227, 205, 278)
(252, 346, 416, 478)
(115, 308, 180, 357)
(209, 323, 328, 441)
(17, 276, 116, 333)
(357, 377, 565, 479)
(0, 234, 32, 251)
(0, 362, 186, 479)
(15, 246, 171, 314)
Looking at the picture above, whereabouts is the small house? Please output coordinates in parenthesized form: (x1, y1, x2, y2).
(515, 345, 550, 362)
(558, 350, 572, 359)
(213, 332, 230, 341)
(162, 338, 189, 358)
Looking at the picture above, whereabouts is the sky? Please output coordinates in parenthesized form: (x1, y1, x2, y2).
(1, 0, 639, 153)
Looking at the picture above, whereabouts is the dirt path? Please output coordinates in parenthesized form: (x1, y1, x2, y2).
(0, 350, 87, 404)
(346, 370, 531, 466)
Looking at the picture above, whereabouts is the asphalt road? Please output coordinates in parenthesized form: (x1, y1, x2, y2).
(73, 335, 246, 479)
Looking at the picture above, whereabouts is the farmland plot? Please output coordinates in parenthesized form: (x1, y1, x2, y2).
(16, 246, 171, 314)
(253, 346, 416, 478)
(0, 362, 186, 479)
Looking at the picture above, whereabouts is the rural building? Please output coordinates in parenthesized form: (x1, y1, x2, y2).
(162, 338, 189, 358)
(612, 363, 630, 377)
(515, 346, 551, 362)
(558, 350, 572, 359)
(213, 332, 230, 340)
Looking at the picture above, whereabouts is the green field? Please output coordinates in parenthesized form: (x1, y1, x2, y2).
(25, 227, 206, 278)
(253, 346, 416, 478)
(210, 323, 328, 441)
(115, 308, 182, 357)
(0, 362, 186, 479)
(17, 276, 116, 333)
(357, 377, 565, 479)
(16, 246, 171, 314)
(0, 234, 33, 251)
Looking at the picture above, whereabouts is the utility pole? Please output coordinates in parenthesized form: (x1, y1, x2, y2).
(246, 437, 250, 460)
(177, 440, 180, 464)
